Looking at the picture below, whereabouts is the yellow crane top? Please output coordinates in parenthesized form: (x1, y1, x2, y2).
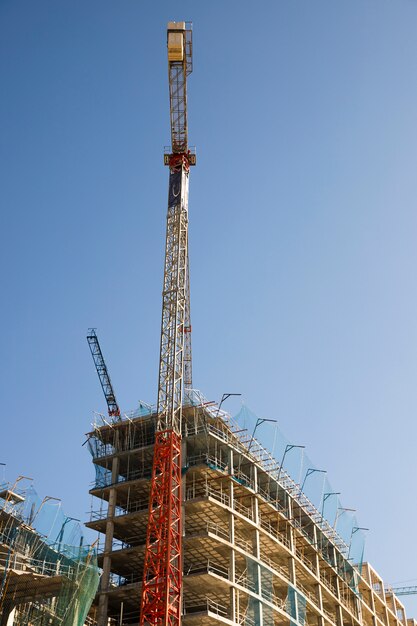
(166, 21, 194, 158)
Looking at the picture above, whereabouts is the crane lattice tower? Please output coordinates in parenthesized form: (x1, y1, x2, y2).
(140, 21, 195, 626)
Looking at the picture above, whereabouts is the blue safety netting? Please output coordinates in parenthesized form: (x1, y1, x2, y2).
(234, 403, 366, 575)
(287, 586, 307, 626)
(9, 484, 84, 550)
(245, 556, 260, 625)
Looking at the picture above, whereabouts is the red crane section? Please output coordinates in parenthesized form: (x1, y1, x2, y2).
(140, 430, 182, 625)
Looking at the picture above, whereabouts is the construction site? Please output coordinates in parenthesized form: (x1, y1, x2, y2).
(1, 17, 416, 626)
(0, 478, 99, 626)
(81, 21, 417, 626)
(86, 390, 416, 626)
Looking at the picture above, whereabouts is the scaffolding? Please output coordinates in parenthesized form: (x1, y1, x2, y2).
(0, 480, 99, 626)
(86, 391, 415, 626)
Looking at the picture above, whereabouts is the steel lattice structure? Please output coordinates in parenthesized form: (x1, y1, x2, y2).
(140, 22, 195, 626)
(86, 329, 120, 418)
(184, 259, 192, 390)
(168, 26, 192, 153)
(388, 586, 417, 596)
(140, 430, 182, 625)
(155, 161, 190, 434)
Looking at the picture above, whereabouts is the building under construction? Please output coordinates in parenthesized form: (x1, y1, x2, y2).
(86, 392, 416, 626)
(85, 21, 416, 626)
(0, 479, 99, 626)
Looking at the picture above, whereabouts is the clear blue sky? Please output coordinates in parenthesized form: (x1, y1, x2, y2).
(2, 0, 417, 612)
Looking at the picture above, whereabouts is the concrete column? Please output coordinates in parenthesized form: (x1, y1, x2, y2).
(97, 431, 120, 626)
(252, 465, 263, 626)
(313, 526, 324, 617)
(287, 497, 297, 584)
(355, 590, 363, 625)
(228, 448, 236, 623)
(335, 590, 344, 626)
(333, 570, 345, 626)
(287, 497, 299, 624)
(368, 581, 377, 626)
(312, 527, 326, 626)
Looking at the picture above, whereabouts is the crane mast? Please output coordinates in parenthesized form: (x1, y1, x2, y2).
(140, 22, 195, 626)
(184, 263, 192, 389)
(86, 329, 121, 418)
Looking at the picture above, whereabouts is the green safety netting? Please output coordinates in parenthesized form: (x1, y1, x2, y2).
(0, 481, 100, 626)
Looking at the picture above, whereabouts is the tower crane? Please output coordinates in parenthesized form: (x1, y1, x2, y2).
(86, 329, 121, 419)
(140, 22, 195, 626)
(386, 586, 417, 597)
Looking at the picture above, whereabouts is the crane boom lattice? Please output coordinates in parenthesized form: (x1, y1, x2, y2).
(388, 586, 417, 596)
(86, 329, 120, 418)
